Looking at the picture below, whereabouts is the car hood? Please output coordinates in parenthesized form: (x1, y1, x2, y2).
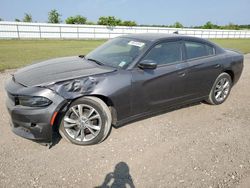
(13, 56, 115, 87)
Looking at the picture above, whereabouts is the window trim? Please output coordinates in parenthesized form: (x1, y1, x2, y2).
(134, 39, 185, 68)
(183, 40, 216, 61)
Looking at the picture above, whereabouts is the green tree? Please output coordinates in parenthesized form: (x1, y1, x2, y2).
(48, 9, 61, 23)
(203, 21, 214, 29)
(0, 18, 2, 21)
(224, 23, 239, 30)
(86, 21, 96, 25)
(122, 20, 137, 26)
(98, 16, 122, 26)
(238, 24, 250, 29)
(65, 15, 87, 24)
(172, 22, 183, 28)
(23, 13, 32, 22)
(15, 18, 21, 22)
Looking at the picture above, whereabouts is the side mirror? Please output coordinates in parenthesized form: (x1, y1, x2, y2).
(138, 60, 157, 70)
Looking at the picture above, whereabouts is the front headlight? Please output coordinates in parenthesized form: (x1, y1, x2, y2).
(18, 96, 52, 107)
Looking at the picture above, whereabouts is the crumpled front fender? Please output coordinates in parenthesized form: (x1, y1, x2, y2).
(47, 76, 101, 99)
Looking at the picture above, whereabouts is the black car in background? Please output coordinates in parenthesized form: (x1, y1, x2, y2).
(5, 34, 244, 145)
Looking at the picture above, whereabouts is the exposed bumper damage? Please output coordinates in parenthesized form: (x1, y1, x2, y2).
(5, 77, 66, 144)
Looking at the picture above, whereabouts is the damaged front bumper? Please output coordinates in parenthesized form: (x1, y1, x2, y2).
(5, 77, 66, 143)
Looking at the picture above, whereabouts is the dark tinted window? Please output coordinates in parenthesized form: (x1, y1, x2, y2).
(142, 42, 182, 65)
(185, 41, 215, 59)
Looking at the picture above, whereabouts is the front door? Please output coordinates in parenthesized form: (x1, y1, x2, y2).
(131, 41, 190, 115)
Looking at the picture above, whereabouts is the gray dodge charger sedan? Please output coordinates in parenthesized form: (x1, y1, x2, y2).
(5, 34, 244, 146)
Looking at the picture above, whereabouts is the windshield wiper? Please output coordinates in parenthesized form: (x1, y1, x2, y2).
(86, 58, 104, 66)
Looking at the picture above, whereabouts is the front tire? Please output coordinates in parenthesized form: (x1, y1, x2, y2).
(59, 96, 112, 145)
(206, 72, 232, 105)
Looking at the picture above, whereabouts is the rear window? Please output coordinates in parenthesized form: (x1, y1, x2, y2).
(185, 41, 215, 59)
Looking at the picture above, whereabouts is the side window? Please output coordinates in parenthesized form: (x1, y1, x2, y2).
(142, 41, 182, 65)
(185, 41, 215, 59)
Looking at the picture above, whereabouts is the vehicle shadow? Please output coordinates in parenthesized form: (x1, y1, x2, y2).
(95, 161, 135, 188)
(39, 131, 62, 149)
(50, 131, 62, 148)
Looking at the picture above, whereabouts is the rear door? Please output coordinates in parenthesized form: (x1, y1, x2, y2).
(131, 40, 191, 115)
(183, 40, 222, 98)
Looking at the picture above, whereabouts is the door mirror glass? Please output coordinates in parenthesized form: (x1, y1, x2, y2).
(138, 60, 157, 70)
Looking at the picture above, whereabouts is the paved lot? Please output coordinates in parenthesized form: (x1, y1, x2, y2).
(0, 55, 250, 188)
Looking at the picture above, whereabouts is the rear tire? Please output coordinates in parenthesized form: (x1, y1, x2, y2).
(206, 73, 232, 105)
(59, 96, 112, 145)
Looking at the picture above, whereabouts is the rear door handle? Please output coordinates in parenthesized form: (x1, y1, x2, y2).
(177, 71, 186, 77)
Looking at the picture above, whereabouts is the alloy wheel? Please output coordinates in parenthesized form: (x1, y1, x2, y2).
(63, 104, 102, 142)
(214, 77, 230, 102)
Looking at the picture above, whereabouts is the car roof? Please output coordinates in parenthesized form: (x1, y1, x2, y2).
(120, 33, 185, 42)
(120, 33, 210, 44)
(120, 33, 223, 51)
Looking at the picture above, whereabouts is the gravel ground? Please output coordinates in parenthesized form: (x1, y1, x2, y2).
(0, 54, 250, 188)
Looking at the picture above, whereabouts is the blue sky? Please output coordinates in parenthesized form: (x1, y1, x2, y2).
(0, 0, 249, 26)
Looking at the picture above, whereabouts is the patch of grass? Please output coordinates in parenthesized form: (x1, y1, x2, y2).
(0, 39, 249, 71)
(210, 39, 250, 54)
(0, 40, 105, 71)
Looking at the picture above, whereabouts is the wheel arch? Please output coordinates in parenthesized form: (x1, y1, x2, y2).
(90, 94, 117, 125)
(224, 70, 235, 84)
(52, 94, 118, 132)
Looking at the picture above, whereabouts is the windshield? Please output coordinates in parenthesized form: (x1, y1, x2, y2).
(85, 37, 148, 68)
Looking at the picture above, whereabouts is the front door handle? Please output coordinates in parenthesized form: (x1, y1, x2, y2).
(214, 64, 221, 68)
